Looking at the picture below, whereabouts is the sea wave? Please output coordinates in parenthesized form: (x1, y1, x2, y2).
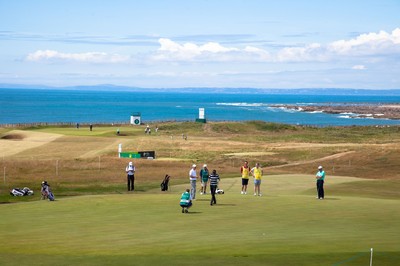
(216, 102, 267, 107)
(272, 106, 302, 113)
(308, 110, 324, 113)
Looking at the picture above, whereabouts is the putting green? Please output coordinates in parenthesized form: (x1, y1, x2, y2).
(0, 175, 399, 265)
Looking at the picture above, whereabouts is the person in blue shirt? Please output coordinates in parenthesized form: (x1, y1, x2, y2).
(316, 165, 325, 199)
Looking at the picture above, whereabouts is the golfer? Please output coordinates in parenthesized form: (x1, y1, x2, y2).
(189, 164, 197, 200)
(316, 165, 325, 199)
(251, 163, 263, 196)
(209, 169, 220, 206)
(126, 161, 136, 191)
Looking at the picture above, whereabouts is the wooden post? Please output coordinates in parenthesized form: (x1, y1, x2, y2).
(56, 160, 59, 176)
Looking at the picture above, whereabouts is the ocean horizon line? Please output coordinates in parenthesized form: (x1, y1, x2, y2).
(1, 84, 400, 96)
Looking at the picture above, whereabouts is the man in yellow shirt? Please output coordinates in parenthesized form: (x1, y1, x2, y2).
(251, 163, 263, 196)
(240, 161, 250, 194)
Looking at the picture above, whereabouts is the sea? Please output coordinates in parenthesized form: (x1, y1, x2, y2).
(1, 88, 400, 127)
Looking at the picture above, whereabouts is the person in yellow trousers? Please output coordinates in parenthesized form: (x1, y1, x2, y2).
(251, 162, 263, 196)
(240, 160, 250, 194)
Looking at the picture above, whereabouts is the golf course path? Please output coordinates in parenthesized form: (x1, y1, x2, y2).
(269, 150, 356, 168)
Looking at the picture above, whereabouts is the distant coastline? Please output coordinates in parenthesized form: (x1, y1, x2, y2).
(1, 84, 400, 96)
(270, 104, 400, 120)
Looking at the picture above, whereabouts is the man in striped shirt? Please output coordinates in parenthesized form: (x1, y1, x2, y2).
(209, 169, 220, 206)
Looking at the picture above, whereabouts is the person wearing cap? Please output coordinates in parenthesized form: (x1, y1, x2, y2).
(251, 163, 263, 196)
(126, 161, 136, 191)
(199, 164, 209, 195)
(240, 160, 250, 194)
(316, 166, 325, 199)
(209, 169, 220, 205)
(179, 188, 192, 213)
(41, 181, 50, 200)
(189, 164, 197, 200)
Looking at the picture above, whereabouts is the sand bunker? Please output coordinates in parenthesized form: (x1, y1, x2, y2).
(0, 130, 62, 157)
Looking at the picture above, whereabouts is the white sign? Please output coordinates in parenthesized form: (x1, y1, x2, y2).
(130, 115, 141, 125)
(199, 108, 205, 119)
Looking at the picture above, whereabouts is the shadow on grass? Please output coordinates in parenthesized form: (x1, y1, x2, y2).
(322, 197, 340, 200)
(211, 203, 236, 206)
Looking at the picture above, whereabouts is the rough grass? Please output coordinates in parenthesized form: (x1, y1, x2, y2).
(1, 121, 399, 203)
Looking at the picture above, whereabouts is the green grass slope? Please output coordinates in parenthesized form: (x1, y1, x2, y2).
(1, 175, 399, 265)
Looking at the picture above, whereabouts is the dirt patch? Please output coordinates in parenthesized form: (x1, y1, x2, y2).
(224, 151, 276, 157)
(1, 134, 25, 140)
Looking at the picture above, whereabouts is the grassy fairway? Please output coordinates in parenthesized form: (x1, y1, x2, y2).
(1, 175, 399, 265)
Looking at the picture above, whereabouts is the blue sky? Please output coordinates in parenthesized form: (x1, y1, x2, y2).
(0, 0, 399, 89)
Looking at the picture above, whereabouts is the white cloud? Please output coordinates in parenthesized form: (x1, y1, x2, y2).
(328, 28, 400, 56)
(352, 65, 366, 70)
(271, 28, 400, 62)
(25, 28, 400, 65)
(153, 38, 270, 62)
(153, 28, 400, 63)
(275, 43, 327, 62)
(26, 50, 130, 63)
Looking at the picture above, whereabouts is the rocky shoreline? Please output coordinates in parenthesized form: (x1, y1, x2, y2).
(270, 104, 400, 120)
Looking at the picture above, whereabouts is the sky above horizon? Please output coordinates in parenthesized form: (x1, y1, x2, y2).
(1, 0, 399, 89)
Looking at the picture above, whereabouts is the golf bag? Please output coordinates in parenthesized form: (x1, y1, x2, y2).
(48, 191, 55, 201)
(10, 187, 34, 196)
(161, 174, 170, 191)
(216, 187, 224, 194)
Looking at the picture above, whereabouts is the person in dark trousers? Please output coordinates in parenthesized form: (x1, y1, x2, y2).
(209, 169, 220, 206)
(126, 162, 136, 191)
(316, 165, 325, 199)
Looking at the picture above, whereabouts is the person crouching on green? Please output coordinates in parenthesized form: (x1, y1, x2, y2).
(180, 189, 192, 213)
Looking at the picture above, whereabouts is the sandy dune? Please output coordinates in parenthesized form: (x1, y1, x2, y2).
(0, 130, 62, 157)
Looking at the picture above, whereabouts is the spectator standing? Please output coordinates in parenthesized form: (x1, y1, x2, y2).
(240, 160, 250, 194)
(251, 163, 263, 196)
(199, 164, 209, 195)
(189, 164, 197, 200)
(316, 166, 325, 199)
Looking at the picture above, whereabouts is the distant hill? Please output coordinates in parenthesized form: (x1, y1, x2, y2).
(1, 83, 400, 95)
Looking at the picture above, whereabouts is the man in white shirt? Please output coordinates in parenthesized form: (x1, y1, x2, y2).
(189, 164, 197, 200)
(126, 162, 136, 191)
